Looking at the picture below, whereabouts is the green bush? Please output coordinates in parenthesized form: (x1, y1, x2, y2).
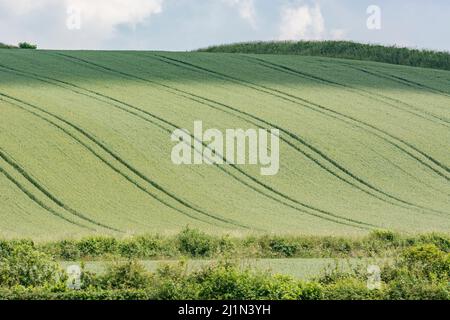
(315, 259, 367, 285)
(96, 260, 153, 290)
(0, 242, 63, 288)
(369, 230, 399, 243)
(51, 240, 81, 260)
(77, 237, 118, 258)
(402, 244, 450, 279)
(0, 287, 152, 300)
(18, 42, 37, 49)
(118, 235, 173, 258)
(322, 278, 382, 300)
(418, 234, 450, 252)
(320, 238, 353, 255)
(383, 244, 450, 283)
(176, 227, 217, 257)
(381, 244, 449, 299)
(152, 260, 199, 299)
(191, 261, 318, 300)
(264, 237, 299, 257)
(385, 273, 449, 300)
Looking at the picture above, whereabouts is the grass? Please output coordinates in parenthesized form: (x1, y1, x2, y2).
(198, 40, 450, 70)
(0, 49, 449, 239)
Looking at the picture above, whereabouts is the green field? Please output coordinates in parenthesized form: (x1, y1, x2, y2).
(0, 49, 449, 239)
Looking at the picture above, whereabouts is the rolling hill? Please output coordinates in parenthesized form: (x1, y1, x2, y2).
(0, 49, 449, 239)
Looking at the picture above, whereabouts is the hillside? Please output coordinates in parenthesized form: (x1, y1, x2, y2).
(198, 41, 450, 71)
(0, 49, 449, 239)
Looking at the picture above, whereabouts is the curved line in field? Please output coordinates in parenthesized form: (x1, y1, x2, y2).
(51, 52, 449, 217)
(0, 163, 94, 230)
(142, 54, 449, 215)
(50, 52, 391, 228)
(342, 65, 450, 123)
(0, 92, 246, 230)
(365, 146, 450, 198)
(0, 63, 372, 230)
(246, 56, 450, 127)
(239, 57, 450, 177)
(0, 146, 111, 231)
(347, 64, 450, 98)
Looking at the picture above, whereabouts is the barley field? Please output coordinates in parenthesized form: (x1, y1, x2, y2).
(0, 49, 449, 239)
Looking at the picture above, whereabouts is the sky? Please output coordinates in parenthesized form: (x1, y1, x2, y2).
(0, 0, 449, 51)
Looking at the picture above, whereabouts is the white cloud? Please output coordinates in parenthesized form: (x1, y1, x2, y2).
(222, 0, 257, 28)
(0, 0, 54, 14)
(65, 0, 163, 34)
(0, 0, 164, 36)
(279, 2, 325, 40)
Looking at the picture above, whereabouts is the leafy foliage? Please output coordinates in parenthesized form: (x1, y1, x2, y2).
(18, 42, 37, 49)
(0, 241, 63, 287)
(0, 244, 448, 300)
(29, 230, 450, 260)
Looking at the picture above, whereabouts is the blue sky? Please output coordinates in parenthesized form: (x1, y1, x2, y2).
(1, 0, 449, 51)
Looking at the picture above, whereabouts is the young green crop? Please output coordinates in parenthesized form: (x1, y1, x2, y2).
(0, 49, 449, 240)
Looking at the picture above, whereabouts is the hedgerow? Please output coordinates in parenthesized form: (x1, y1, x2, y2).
(29, 229, 450, 260)
(0, 242, 448, 300)
(197, 41, 450, 71)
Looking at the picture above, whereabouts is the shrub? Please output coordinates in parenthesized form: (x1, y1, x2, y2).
(322, 278, 382, 300)
(0, 242, 63, 287)
(152, 260, 199, 299)
(217, 235, 236, 255)
(18, 42, 37, 49)
(267, 237, 298, 257)
(0, 240, 12, 258)
(77, 237, 118, 258)
(53, 240, 81, 260)
(176, 227, 217, 257)
(118, 235, 172, 258)
(97, 260, 153, 290)
(0, 287, 152, 300)
(399, 244, 449, 280)
(385, 273, 449, 300)
(418, 234, 450, 252)
(320, 238, 353, 255)
(254, 236, 310, 258)
(315, 259, 366, 285)
(259, 275, 323, 300)
(381, 244, 450, 300)
(194, 262, 263, 299)
(190, 261, 321, 300)
(369, 230, 399, 243)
